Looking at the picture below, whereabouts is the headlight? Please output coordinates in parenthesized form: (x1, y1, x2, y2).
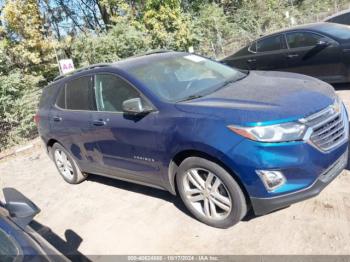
(228, 122, 306, 142)
(333, 95, 341, 113)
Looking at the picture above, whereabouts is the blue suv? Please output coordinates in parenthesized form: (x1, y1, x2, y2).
(36, 51, 349, 228)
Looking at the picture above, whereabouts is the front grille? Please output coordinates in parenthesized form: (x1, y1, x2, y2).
(304, 103, 348, 151)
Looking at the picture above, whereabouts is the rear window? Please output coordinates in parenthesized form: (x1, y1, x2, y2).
(39, 85, 55, 109)
(58, 76, 96, 111)
(55, 85, 65, 108)
(249, 42, 257, 52)
(257, 35, 285, 52)
(234, 43, 256, 57)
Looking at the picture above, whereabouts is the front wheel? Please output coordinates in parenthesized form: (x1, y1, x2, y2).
(51, 143, 87, 184)
(176, 157, 247, 228)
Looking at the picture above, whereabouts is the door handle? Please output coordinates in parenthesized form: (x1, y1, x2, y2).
(286, 54, 299, 58)
(247, 59, 256, 63)
(53, 116, 62, 122)
(92, 120, 107, 126)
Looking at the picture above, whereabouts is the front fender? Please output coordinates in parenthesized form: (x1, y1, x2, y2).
(165, 141, 248, 196)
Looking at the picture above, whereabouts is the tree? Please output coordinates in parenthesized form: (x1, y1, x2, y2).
(0, 68, 42, 148)
(2, 0, 58, 78)
(71, 22, 151, 65)
(142, 0, 194, 50)
(193, 3, 235, 58)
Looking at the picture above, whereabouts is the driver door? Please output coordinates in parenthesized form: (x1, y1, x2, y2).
(90, 73, 162, 186)
(284, 31, 346, 82)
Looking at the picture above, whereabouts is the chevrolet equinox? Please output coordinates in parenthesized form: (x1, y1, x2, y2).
(36, 51, 349, 228)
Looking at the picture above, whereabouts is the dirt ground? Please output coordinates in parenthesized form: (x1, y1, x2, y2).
(1, 85, 350, 257)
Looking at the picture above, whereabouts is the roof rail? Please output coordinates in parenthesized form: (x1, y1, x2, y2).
(52, 50, 173, 82)
(131, 49, 173, 58)
(53, 63, 112, 81)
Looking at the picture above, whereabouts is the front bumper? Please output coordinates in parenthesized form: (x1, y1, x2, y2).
(250, 149, 348, 215)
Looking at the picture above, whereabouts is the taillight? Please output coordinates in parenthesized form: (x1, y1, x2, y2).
(34, 113, 40, 125)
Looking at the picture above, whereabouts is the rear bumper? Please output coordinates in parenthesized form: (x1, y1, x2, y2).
(250, 149, 348, 215)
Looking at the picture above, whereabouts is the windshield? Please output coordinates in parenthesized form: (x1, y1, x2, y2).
(318, 24, 350, 40)
(128, 54, 247, 102)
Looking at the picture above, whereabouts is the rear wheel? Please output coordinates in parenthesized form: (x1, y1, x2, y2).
(176, 157, 247, 228)
(51, 143, 87, 184)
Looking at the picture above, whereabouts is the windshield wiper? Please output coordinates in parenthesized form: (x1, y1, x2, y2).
(178, 94, 203, 102)
(177, 72, 249, 103)
(214, 72, 249, 92)
(221, 78, 237, 88)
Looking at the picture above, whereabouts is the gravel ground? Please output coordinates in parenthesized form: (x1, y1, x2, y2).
(1, 86, 350, 257)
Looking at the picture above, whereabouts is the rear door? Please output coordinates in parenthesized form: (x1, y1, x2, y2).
(50, 75, 100, 171)
(89, 73, 162, 186)
(284, 31, 346, 82)
(255, 34, 289, 71)
(223, 42, 258, 70)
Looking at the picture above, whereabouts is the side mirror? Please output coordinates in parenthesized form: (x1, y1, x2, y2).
(122, 98, 153, 115)
(316, 40, 331, 47)
(3, 188, 40, 229)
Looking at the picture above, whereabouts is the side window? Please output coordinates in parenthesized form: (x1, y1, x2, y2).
(249, 41, 257, 53)
(234, 42, 255, 57)
(65, 76, 95, 111)
(39, 85, 55, 109)
(94, 74, 140, 112)
(257, 35, 285, 52)
(286, 32, 322, 49)
(56, 85, 65, 108)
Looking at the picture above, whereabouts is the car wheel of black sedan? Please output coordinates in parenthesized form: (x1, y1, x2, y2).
(51, 143, 87, 184)
(176, 157, 247, 228)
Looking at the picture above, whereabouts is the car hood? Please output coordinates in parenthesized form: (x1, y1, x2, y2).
(175, 71, 336, 125)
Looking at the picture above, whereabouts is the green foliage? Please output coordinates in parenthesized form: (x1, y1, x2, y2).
(192, 3, 235, 57)
(71, 23, 151, 65)
(230, 0, 288, 36)
(0, 41, 13, 75)
(0, 0, 350, 150)
(142, 0, 194, 50)
(2, 0, 58, 78)
(0, 70, 42, 149)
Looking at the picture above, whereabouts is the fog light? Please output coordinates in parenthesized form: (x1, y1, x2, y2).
(256, 170, 286, 192)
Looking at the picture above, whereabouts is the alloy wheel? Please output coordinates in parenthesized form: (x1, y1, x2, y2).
(182, 168, 232, 220)
(54, 149, 74, 179)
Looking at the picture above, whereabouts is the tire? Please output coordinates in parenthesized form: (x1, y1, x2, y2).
(51, 143, 87, 184)
(176, 157, 247, 228)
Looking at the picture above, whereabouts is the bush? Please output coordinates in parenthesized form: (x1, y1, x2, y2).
(0, 71, 42, 149)
(192, 3, 235, 58)
(71, 23, 152, 66)
(1, 0, 350, 151)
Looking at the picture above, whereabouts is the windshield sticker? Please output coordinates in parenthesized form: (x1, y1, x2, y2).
(184, 55, 205, 63)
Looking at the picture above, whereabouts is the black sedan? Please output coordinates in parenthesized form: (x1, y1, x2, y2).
(221, 22, 350, 83)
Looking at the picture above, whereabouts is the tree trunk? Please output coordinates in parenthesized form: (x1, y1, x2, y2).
(96, 0, 111, 28)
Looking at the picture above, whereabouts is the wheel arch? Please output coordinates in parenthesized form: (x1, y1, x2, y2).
(167, 149, 251, 207)
(47, 138, 58, 148)
(46, 138, 59, 158)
